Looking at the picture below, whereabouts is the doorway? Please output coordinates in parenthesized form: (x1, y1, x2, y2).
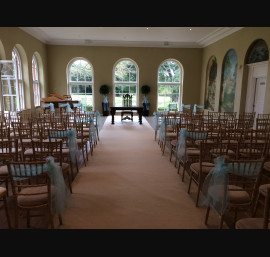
(245, 61, 268, 118)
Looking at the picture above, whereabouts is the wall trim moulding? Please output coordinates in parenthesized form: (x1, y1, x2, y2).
(197, 27, 244, 47)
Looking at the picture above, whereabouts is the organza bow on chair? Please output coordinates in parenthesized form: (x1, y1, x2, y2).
(58, 103, 72, 113)
(192, 104, 204, 114)
(49, 128, 78, 166)
(73, 102, 85, 112)
(180, 104, 191, 112)
(200, 155, 229, 216)
(95, 110, 103, 131)
(177, 128, 188, 162)
(9, 156, 69, 215)
(42, 103, 55, 114)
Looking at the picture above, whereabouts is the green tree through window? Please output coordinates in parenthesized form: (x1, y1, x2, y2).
(157, 60, 182, 111)
(68, 59, 94, 111)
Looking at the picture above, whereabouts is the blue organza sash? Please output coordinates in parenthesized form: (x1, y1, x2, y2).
(180, 104, 191, 112)
(95, 111, 103, 131)
(158, 117, 166, 142)
(73, 102, 85, 112)
(200, 157, 264, 215)
(153, 112, 160, 131)
(200, 156, 229, 215)
(10, 156, 69, 215)
(49, 128, 78, 165)
(192, 104, 204, 113)
(59, 103, 72, 113)
(42, 103, 55, 114)
(177, 128, 188, 161)
(176, 129, 207, 162)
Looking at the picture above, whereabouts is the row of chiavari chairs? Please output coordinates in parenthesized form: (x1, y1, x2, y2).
(0, 108, 102, 228)
(155, 110, 270, 228)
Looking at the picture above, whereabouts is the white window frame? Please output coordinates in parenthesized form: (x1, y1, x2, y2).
(157, 59, 183, 111)
(67, 58, 94, 111)
(32, 55, 40, 107)
(113, 58, 139, 106)
(0, 60, 18, 112)
(12, 47, 25, 111)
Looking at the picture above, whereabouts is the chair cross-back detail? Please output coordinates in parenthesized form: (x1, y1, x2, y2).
(121, 94, 133, 121)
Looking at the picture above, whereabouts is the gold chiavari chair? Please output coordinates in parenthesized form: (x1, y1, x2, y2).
(204, 158, 265, 229)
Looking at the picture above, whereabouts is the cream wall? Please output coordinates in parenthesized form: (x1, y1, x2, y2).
(0, 27, 48, 110)
(47, 45, 202, 114)
(200, 27, 270, 114)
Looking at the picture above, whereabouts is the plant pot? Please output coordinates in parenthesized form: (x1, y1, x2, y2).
(102, 102, 109, 116)
(142, 103, 150, 116)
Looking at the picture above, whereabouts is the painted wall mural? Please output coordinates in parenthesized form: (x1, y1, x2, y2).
(219, 49, 238, 112)
(204, 56, 217, 111)
(246, 39, 269, 64)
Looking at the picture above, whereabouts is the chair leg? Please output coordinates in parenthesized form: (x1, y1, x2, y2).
(58, 214, 63, 226)
(205, 206, 211, 225)
(219, 215, 224, 229)
(187, 171, 193, 194)
(182, 163, 186, 182)
(252, 192, 261, 217)
(26, 210, 30, 228)
(195, 176, 203, 207)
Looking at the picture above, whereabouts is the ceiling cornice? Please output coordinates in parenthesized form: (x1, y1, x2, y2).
(197, 27, 244, 47)
(19, 27, 244, 48)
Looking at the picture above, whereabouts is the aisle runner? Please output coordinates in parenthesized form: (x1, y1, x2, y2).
(57, 115, 222, 229)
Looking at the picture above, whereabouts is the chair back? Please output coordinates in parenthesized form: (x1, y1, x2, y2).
(122, 94, 132, 106)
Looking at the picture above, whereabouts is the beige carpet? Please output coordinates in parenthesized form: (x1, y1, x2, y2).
(55, 115, 225, 229)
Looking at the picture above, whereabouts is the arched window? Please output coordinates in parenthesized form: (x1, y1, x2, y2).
(113, 58, 138, 106)
(12, 47, 24, 110)
(157, 59, 183, 111)
(32, 55, 40, 107)
(68, 58, 94, 111)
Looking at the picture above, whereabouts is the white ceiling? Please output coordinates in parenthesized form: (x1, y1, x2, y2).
(19, 27, 243, 48)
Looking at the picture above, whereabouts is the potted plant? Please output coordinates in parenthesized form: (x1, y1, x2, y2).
(99, 84, 110, 116)
(140, 85, 150, 116)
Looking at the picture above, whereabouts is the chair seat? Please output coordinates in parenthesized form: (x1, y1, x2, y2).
(0, 165, 8, 175)
(235, 218, 267, 229)
(0, 186, 7, 197)
(186, 148, 201, 156)
(17, 185, 55, 206)
(24, 148, 34, 155)
(258, 183, 270, 196)
(55, 162, 70, 173)
(263, 162, 270, 172)
(170, 139, 177, 147)
(190, 162, 215, 174)
(208, 184, 250, 204)
(166, 132, 177, 139)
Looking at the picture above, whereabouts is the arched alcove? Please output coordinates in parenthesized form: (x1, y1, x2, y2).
(219, 49, 238, 112)
(204, 56, 217, 111)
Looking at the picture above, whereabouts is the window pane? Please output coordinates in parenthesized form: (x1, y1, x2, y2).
(123, 85, 130, 93)
(115, 84, 122, 93)
(71, 85, 78, 93)
(86, 85, 92, 94)
(69, 59, 92, 83)
(114, 60, 137, 83)
(130, 85, 136, 93)
(158, 60, 181, 83)
(78, 85, 85, 94)
(157, 85, 180, 111)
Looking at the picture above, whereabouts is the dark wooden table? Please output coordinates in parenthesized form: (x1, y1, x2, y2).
(110, 106, 144, 124)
